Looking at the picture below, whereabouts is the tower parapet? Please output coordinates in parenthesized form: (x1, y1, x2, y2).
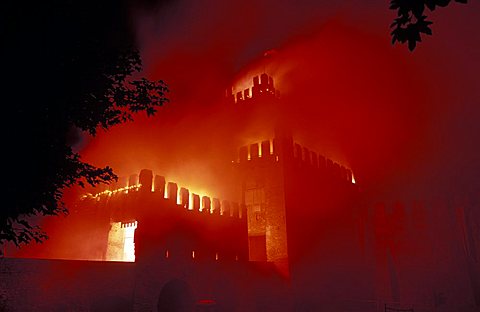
(226, 74, 280, 104)
(234, 137, 355, 185)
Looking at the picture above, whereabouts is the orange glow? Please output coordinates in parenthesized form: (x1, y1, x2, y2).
(106, 221, 137, 262)
(83, 184, 142, 199)
(123, 222, 137, 262)
(176, 188, 182, 205)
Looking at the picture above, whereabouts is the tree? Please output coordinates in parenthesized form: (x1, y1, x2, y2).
(390, 0, 468, 51)
(1, 2, 168, 247)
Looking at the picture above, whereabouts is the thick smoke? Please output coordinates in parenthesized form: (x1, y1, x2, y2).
(72, 0, 480, 203)
(13, 0, 480, 258)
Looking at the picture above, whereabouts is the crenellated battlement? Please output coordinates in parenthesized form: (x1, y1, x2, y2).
(82, 169, 246, 220)
(79, 169, 249, 263)
(290, 141, 355, 184)
(226, 73, 280, 104)
(234, 137, 355, 185)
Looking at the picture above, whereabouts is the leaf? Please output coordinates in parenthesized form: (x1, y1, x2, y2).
(408, 38, 417, 51)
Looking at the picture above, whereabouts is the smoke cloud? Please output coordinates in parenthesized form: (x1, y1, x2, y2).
(13, 0, 480, 258)
(81, 0, 480, 200)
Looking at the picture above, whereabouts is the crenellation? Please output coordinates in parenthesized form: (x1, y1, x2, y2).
(253, 75, 259, 86)
(167, 182, 178, 202)
(139, 169, 153, 192)
(121, 221, 137, 228)
(272, 138, 280, 157)
(192, 194, 200, 211)
(250, 143, 259, 159)
(237, 141, 279, 164)
(261, 140, 271, 158)
(230, 74, 279, 103)
(179, 187, 189, 209)
(222, 200, 231, 216)
(243, 89, 250, 100)
(260, 73, 268, 85)
(202, 196, 211, 213)
(154, 175, 166, 197)
(236, 137, 356, 184)
(212, 198, 221, 215)
(236, 91, 243, 102)
(268, 76, 274, 90)
(87, 170, 244, 220)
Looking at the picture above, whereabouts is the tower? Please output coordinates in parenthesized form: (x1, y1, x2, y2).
(231, 74, 371, 309)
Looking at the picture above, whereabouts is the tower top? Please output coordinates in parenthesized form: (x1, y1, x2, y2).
(226, 74, 280, 104)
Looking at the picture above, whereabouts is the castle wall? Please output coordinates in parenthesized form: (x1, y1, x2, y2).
(234, 132, 371, 308)
(0, 257, 292, 312)
(75, 169, 249, 264)
(0, 258, 136, 311)
(366, 198, 480, 312)
(277, 138, 374, 310)
(235, 138, 288, 267)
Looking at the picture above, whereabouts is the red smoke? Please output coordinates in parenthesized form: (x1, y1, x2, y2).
(12, 0, 480, 259)
(79, 16, 432, 198)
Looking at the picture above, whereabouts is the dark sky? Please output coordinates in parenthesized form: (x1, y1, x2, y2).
(79, 0, 480, 202)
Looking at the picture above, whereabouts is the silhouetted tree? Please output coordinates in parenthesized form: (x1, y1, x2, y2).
(390, 0, 468, 50)
(1, 2, 168, 246)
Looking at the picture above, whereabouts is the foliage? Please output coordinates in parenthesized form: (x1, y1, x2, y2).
(390, 0, 468, 50)
(1, 2, 168, 247)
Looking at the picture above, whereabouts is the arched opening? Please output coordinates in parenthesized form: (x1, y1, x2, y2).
(157, 279, 195, 312)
